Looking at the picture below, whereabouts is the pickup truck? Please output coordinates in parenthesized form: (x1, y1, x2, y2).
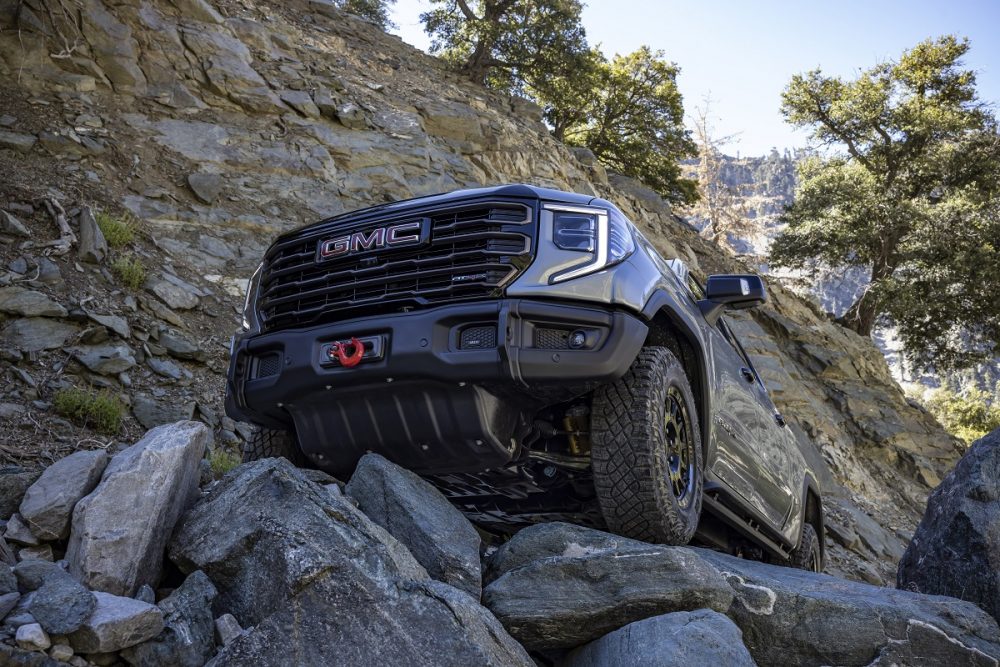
(226, 184, 825, 571)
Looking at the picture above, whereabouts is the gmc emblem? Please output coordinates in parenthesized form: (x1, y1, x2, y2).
(316, 219, 429, 261)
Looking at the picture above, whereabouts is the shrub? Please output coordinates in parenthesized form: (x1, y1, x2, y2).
(922, 387, 1000, 445)
(112, 255, 145, 289)
(53, 387, 124, 435)
(95, 211, 136, 248)
(208, 447, 242, 478)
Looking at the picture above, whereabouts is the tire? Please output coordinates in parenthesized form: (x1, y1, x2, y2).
(591, 346, 704, 545)
(788, 522, 823, 572)
(242, 426, 304, 465)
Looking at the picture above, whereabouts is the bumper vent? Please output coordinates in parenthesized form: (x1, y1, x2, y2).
(256, 201, 534, 334)
(534, 327, 571, 349)
(460, 325, 497, 349)
(254, 353, 282, 378)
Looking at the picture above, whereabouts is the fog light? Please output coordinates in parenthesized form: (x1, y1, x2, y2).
(568, 330, 587, 349)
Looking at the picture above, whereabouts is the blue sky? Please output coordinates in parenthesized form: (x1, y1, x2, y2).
(390, 0, 1000, 156)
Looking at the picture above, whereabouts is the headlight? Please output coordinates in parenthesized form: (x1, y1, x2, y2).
(547, 204, 635, 283)
(241, 262, 263, 333)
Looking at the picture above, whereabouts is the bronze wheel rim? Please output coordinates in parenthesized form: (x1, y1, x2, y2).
(665, 386, 696, 508)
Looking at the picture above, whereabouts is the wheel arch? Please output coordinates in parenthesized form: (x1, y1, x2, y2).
(641, 296, 713, 459)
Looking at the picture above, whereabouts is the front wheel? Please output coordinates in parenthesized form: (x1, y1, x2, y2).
(242, 426, 304, 465)
(591, 346, 704, 545)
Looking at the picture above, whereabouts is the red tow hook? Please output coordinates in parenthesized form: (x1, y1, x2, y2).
(330, 337, 365, 368)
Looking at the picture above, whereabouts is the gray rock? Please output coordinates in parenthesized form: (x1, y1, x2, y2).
(18, 545, 53, 562)
(0, 402, 27, 420)
(132, 395, 197, 430)
(899, 428, 1000, 625)
(13, 560, 63, 592)
(120, 570, 217, 667)
(28, 571, 96, 635)
(48, 644, 73, 662)
(481, 523, 734, 650)
(0, 319, 79, 353)
(135, 584, 155, 605)
(71, 343, 136, 376)
(186, 172, 223, 205)
(16, 622, 50, 651)
(77, 207, 107, 264)
(147, 357, 188, 380)
(336, 102, 367, 129)
(158, 332, 206, 361)
(0, 288, 66, 318)
(20, 450, 108, 541)
(87, 313, 129, 339)
(0, 643, 63, 666)
(0, 591, 20, 619)
(67, 592, 163, 653)
(347, 453, 482, 599)
(1, 467, 40, 520)
(484, 521, 625, 585)
(147, 279, 199, 310)
(1, 566, 17, 594)
(67, 422, 209, 596)
(0, 535, 15, 566)
(169, 0, 223, 23)
(1, 210, 31, 237)
(279, 90, 321, 119)
(213, 613, 242, 646)
(0, 130, 37, 153)
(5, 514, 40, 546)
(564, 609, 757, 667)
(697, 547, 1000, 666)
(170, 459, 531, 666)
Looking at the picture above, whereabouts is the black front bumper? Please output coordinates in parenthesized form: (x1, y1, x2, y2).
(226, 299, 647, 475)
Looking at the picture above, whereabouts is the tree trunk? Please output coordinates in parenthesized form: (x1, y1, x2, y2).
(837, 288, 881, 336)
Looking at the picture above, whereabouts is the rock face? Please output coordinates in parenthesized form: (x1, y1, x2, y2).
(19, 449, 108, 541)
(346, 453, 482, 599)
(67, 421, 208, 595)
(482, 523, 735, 650)
(898, 428, 1000, 624)
(170, 458, 532, 666)
(697, 548, 1000, 666)
(563, 610, 757, 667)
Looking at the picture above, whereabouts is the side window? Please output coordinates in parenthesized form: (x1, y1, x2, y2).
(686, 275, 705, 300)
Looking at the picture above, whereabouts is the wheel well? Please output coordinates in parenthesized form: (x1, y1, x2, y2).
(645, 311, 709, 456)
(804, 486, 825, 563)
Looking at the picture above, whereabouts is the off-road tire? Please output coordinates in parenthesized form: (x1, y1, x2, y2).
(242, 427, 304, 465)
(591, 346, 704, 545)
(788, 522, 822, 572)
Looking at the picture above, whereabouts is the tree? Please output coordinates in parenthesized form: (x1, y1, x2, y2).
(559, 47, 698, 204)
(770, 36, 1000, 370)
(420, 0, 587, 91)
(922, 386, 1000, 445)
(338, 0, 396, 29)
(685, 96, 753, 243)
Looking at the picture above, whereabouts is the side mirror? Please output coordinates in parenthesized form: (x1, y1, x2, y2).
(698, 274, 767, 325)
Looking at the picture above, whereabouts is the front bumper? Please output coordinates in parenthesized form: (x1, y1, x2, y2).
(226, 299, 647, 475)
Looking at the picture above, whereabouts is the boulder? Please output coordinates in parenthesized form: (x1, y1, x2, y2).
(5, 514, 40, 546)
(13, 560, 64, 592)
(279, 90, 321, 118)
(187, 172, 223, 205)
(0, 131, 37, 154)
(563, 609, 757, 667)
(19, 449, 108, 541)
(77, 207, 107, 264)
(697, 548, 1000, 666)
(120, 570, 217, 667)
(71, 343, 136, 375)
(158, 332, 206, 361)
(898, 428, 1000, 625)
(147, 279, 200, 310)
(67, 591, 164, 653)
(213, 613, 243, 646)
(0, 591, 20, 618)
(1, 466, 41, 519)
(16, 622, 50, 651)
(131, 394, 197, 430)
(27, 570, 96, 635)
(0, 643, 63, 666)
(481, 523, 734, 650)
(347, 453, 482, 598)
(170, 459, 531, 666)
(67, 421, 208, 596)
(0, 287, 67, 318)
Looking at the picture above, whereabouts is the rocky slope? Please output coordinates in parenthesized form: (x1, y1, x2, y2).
(0, 427, 998, 666)
(0, 0, 966, 588)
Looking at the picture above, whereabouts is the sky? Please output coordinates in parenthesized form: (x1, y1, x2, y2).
(390, 0, 1000, 156)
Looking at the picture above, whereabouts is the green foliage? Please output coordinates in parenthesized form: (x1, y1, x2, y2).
(112, 255, 146, 289)
(421, 0, 587, 90)
(922, 387, 1000, 445)
(208, 447, 242, 478)
(53, 387, 124, 435)
(95, 211, 135, 248)
(554, 47, 698, 204)
(338, 0, 396, 29)
(770, 35, 1000, 370)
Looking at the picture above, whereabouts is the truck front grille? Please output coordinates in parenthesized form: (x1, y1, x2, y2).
(256, 201, 534, 333)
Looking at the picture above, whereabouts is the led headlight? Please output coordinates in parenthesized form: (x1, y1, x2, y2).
(547, 204, 635, 283)
(241, 262, 263, 333)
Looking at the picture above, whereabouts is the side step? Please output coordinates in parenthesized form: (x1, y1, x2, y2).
(702, 493, 792, 562)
